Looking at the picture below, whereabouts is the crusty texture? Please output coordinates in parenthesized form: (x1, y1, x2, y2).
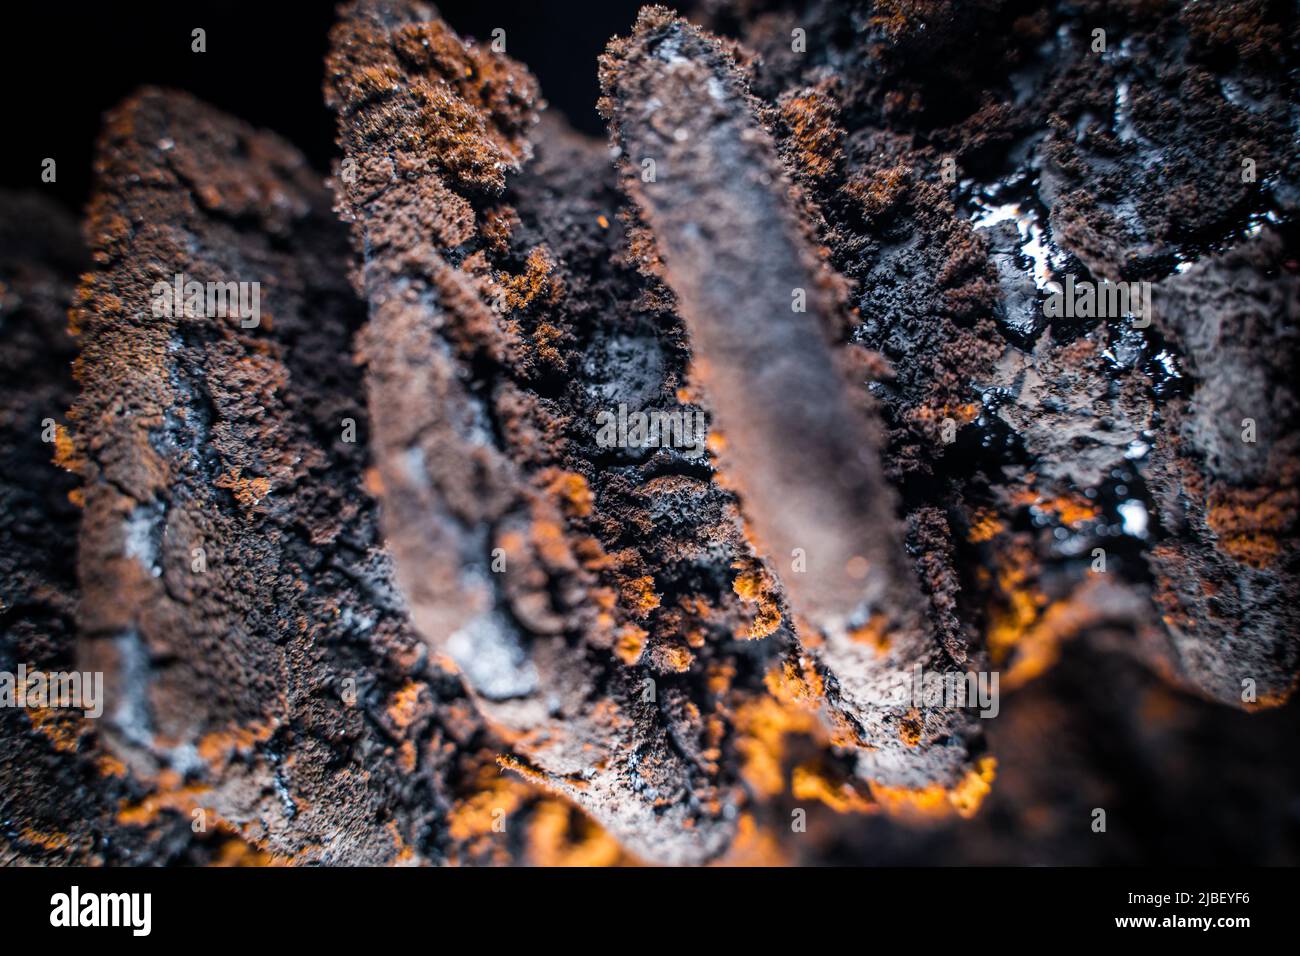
(327, 0, 744, 863)
(1141, 232, 1299, 705)
(0, 192, 108, 865)
(599, 6, 984, 792)
(708, 0, 1299, 709)
(2, 0, 1296, 867)
(67, 87, 510, 864)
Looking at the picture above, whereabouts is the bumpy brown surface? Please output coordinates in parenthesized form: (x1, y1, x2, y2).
(57, 87, 561, 865)
(2, 0, 1297, 866)
(706, 0, 1299, 708)
(598, 7, 982, 792)
(327, 0, 742, 863)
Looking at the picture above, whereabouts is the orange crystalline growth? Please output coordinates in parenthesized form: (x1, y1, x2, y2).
(792, 761, 877, 814)
(526, 800, 627, 867)
(213, 467, 272, 509)
(500, 246, 563, 311)
(545, 469, 594, 518)
(732, 564, 782, 639)
(614, 624, 648, 666)
(777, 85, 843, 183)
(868, 757, 997, 821)
(764, 658, 826, 708)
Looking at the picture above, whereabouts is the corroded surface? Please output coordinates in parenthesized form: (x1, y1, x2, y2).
(707, 0, 1299, 709)
(599, 7, 983, 792)
(60, 89, 523, 865)
(327, 0, 741, 862)
(0, 193, 109, 865)
(2, 0, 1297, 866)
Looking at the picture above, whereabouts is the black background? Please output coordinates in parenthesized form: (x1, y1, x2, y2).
(0, 0, 679, 216)
(0, 864, 1283, 942)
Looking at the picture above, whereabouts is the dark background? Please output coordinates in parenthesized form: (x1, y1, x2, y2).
(0, 0, 679, 216)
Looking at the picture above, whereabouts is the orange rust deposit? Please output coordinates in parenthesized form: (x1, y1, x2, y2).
(3, 0, 1299, 874)
(117, 781, 214, 828)
(1206, 482, 1296, 568)
(868, 757, 998, 821)
(848, 615, 892, 656)
(966, 507, 1005, 544)
(732, 564, 783, 639)
(1009, 489, 1101, 528)
(985, 539, 1049, 668)
(386, 682, 425, 733)
(213, 468, 273, 510)
(447, 768, 531, 843)
(525, 799, 629, 867)
(733, 693, 820, 798)
(791, 761, 877, 814)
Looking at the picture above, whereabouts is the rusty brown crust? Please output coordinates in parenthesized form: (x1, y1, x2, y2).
(2, 0, 1297, 866)
(709, 0, 1299, 709)
(65, 87, 515, 864)
(326, 0, 744, 863)
(598, 7, 983, 791)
